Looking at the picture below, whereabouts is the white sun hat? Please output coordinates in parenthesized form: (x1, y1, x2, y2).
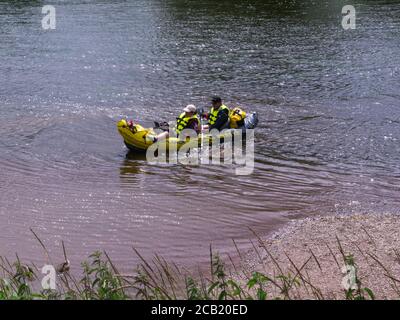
(183, 104, 197, 113)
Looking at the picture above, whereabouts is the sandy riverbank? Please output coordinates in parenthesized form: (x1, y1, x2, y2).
(239, 213, 400, 300)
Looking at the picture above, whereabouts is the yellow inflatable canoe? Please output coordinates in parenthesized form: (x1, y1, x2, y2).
(117, 119, 234, 152)
(117, 113, 258, 152)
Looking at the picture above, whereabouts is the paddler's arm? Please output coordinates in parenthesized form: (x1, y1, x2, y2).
(187, 119, 201, 135)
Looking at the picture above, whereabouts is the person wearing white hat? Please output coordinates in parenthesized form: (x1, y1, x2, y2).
(151, 104, 200, 142)
(177, 104, 199, 133)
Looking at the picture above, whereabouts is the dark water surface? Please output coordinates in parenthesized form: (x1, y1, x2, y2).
(1, 0, 400, 268)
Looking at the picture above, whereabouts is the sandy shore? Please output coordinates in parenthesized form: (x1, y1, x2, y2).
(240, 213, 400, 300)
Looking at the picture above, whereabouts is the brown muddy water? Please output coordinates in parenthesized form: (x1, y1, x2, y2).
(1, 0, 400, 269)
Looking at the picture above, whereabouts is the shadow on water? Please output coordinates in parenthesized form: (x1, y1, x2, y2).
(125, 150, 148, 161)
(162, 0, 346, 16)
(119, 150, 148, 176)
(0, 0, 44, 14)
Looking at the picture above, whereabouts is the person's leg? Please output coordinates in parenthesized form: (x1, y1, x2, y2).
(156, 131, 169, 141)
(145, 130, 169, 143)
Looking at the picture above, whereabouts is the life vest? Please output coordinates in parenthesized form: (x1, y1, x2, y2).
(229, 107, 247, 129)
(208, 104, 229, 126)
(175, 112, 200, 134)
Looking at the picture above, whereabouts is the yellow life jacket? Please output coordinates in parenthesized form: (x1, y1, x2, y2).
(208, 104, 229, 126)
(175, 112, 200, 134)
(229, 107, 247, 129)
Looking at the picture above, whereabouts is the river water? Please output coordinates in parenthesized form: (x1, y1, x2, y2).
(1, 0, 400, 268)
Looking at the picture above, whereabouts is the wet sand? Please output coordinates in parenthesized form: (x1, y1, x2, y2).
(240, 213, 400, 300)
